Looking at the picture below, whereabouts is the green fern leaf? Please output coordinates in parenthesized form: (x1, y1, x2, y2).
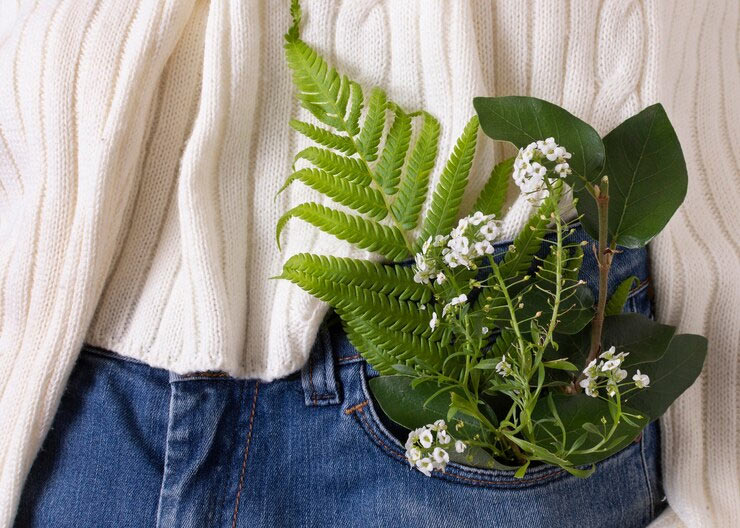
(473, 157, 514, 217)
(284, 38, 349, 129)
(278, 169, 388, 220)
(391, 112, 440, 230)
(290, 120, 356, 154)
(276, 203, 408, 261)
(416, 116, 479, 248)
(346, 81, 363, 136)
(375, 107, 412, 195)
(342, 315, 449, 375)
(280, 253, 432, 303)
(292, 147, 371, 186)
(605, 276, 639, 316)
(357, 88, 387, 162)
(279, 270, 433, 335)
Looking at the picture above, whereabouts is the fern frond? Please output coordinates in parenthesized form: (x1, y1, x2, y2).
(342, 315, 450, 375)
(276, 203, 408, 261)
(280, 270, 433, 335)
(357, 88, 387, 161)
(290, 120, 356, 154)
(473, 157, 513, 217)
(375, 107, 412, 195)
(280, 253, 432, 303)
(391, 112, 440, 230)
(278, 169, 388, 220)
(293, 147, 371, 186)
(284, 38, 350, 129)
(346, 81, 363, 136)
(416, 116, 479, 248)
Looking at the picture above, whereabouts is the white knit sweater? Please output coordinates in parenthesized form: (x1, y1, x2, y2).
(0, 1, 738, 526)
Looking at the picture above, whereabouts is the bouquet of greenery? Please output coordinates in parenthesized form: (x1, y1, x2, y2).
(276, 2, 707, 478)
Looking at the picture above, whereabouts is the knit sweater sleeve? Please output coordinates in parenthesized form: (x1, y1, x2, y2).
(0, 1, 197, 523)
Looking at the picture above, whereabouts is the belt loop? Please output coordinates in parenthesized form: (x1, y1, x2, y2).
(301, 319, 341, 406)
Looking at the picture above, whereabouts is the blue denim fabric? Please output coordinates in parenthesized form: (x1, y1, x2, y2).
(16, 225, 665, 528)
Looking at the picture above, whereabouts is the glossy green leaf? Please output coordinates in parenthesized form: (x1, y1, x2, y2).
(601, 314, 676, 369)
(624, 333, 707, 421)
(473, 96, 605, 185)
(576, 104, 687, 247)
(532, 393, 648, 466)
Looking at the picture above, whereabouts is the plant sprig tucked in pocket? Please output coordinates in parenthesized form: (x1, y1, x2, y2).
(276, 0, 707, 479)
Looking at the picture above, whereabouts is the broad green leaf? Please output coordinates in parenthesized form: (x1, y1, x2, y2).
(601, 313, 676, 369)
(605, 276, 639, 316)
(576, 104, 688, 247)
(392, 112, 440, 230)
(532, 393, 648, 466)
(375, 107, 412, 195)
(276, 202, 408, 261)
(473, 96, 605, 185)
(369, 375, 481, 431)
(416, 116, 479, 249)
(624, 333, 707, 421)
(472, 157, 514, 217)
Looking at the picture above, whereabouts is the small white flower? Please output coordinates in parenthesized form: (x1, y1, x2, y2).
(437, 429, 451, 445)
(433, 419, 446, 430)
(606, 382, 618, 398)
(405, 447, 422, 466)
(455, 440, 467, 453)
(405, 428, 421, 450)
(633, 370, 650, 389)
(422, 236, 433, 254)
(479, 221, 500, 242)
(495, 355, 512, 377)
(601, 358, 622, 372)
(583, 358, 600, 378)
(469, 211, 487, 226)
(436, 272, 446, 284)
(429, 312, 439, 330)
(579, 377, 599, 398)
(599, 346, 617, 360)
(481, 326, 489, 335)
(431, 447, 450, 470)
(473, 240, 495, 257)
(416, 457, 434, 477)
(613, 368, 628, 382)
(419, 428, 434, 448)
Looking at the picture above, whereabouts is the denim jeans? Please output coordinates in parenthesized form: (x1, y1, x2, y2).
(16, 225, 665, 528)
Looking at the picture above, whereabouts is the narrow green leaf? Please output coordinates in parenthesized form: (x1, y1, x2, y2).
(605, 276, 639, 316)
(276, 203, 408, 260)
(542, 359, 579, 371)
(292, 146, 371, 186)
(472, 157, 514, 217)
(280, 253, 432, 303)
(279, 168, 387, 220)
(357, 88, 387, 162)
(346, 81, 364, 136)
(289, 120, 356, 154)
(391, 112, 440, 229)
(375, 107, 412, 195)
(416, 116, 479, 248)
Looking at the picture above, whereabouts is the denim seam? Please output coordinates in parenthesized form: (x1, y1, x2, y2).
(349, 406, 566, 488)
(639, 427, 656, 520)
(217, 382, 247, 527)
(231, 382, 260, 528)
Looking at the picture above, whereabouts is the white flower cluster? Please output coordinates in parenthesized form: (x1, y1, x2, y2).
(495, 354, 513, 377)
(413, 211, 501, 284)
(578, 346, 650, 398)
(405, 419, 467, 477)
(513, 137, 572, 198)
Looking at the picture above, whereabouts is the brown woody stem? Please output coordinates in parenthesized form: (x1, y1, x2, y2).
(587, 176, 612, 366)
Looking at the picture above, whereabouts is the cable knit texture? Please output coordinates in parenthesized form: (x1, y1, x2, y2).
(0, 1, 737, 526)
